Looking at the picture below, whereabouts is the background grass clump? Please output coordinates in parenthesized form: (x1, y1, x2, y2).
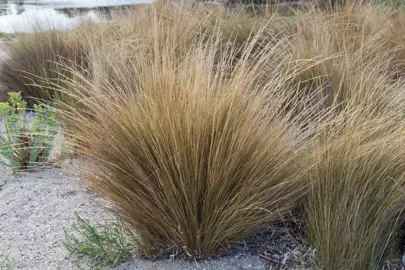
(0, 29, 89, 104)
(305, 113, 405, 269)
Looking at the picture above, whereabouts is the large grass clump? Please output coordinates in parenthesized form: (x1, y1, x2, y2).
(58, 25, 311, 257)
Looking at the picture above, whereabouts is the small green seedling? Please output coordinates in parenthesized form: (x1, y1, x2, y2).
(0, 92, 59, 172)
(63, 214, 134, 269)
(0, 254, 15, 270)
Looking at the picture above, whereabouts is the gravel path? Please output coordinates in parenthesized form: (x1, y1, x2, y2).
(0, 167, 113, 269)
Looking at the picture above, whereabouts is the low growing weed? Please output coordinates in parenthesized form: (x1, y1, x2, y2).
(63, 214, 134, 269)
(0, 255, 15, 270)
(0, 92, 59, 172)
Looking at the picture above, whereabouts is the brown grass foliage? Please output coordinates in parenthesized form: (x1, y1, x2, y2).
(7, 0, 405, 268)
(0, 29, 89, 104)
(289, 4, 405, 269)
(305, 111, 405, 269)
(57, 17, 312, 256)
(289, 4, 404, 111)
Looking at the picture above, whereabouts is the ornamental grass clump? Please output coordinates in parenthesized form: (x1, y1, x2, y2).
(57, 25, 311, 257)
(304, 111, 405, 269)
(0, 30, 89, 104)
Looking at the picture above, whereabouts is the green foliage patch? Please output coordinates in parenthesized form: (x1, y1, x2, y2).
(0, 92, 59, 172)
(0, 255, 15, 270)
(63, 214, 135, 269)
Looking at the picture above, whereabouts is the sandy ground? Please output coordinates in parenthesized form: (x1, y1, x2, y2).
(0, 168, 112, 269)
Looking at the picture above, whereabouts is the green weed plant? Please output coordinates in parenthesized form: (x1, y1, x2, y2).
(0, 92, 59, 172)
